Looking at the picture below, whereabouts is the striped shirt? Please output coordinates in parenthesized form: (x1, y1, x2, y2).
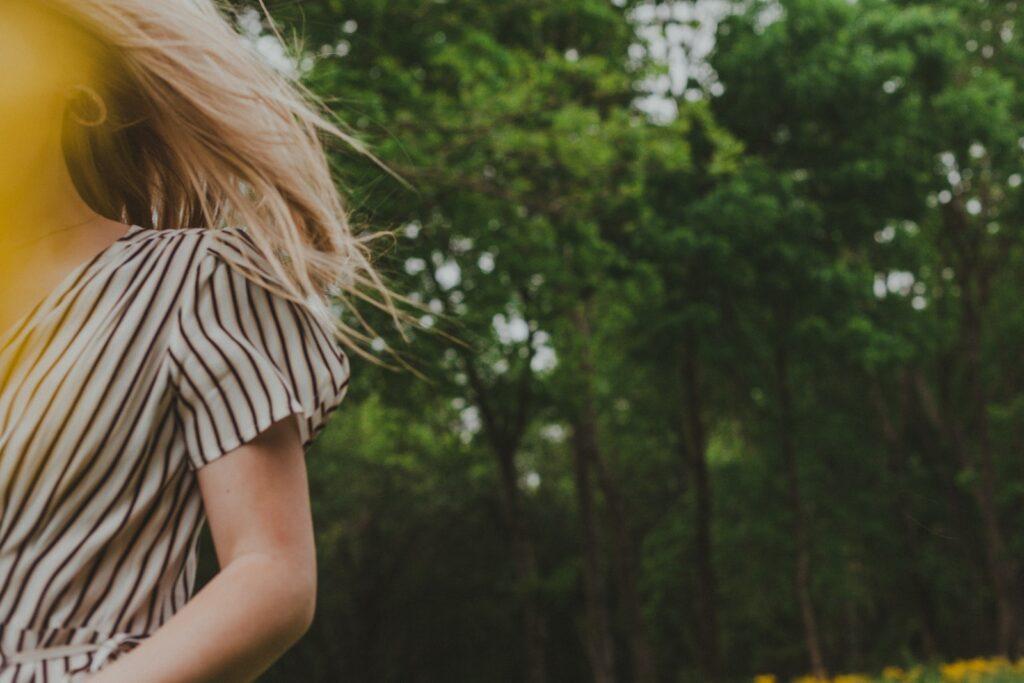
(0, 224, 351, 681)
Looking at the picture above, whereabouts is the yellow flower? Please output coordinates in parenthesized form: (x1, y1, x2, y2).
(940, 656, 1012, 681)
(753, 676, 777, 683)
(905, 665, 924, 682)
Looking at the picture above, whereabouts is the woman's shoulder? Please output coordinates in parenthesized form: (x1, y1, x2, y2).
(161, 224, 351, 468)
(183, 225, 275, 268)
(164, 225, 339, 338)
(144, 225, 273, 283)
(146, 225, 254, 251)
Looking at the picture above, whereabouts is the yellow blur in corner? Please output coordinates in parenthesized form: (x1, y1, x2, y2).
(0, 1, 98, 229)
(938, 656, 1024, 680)
(755, 655, 1024, 682)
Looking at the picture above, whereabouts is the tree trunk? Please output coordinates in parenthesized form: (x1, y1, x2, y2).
(569, 301, 618, 683)
(775, 345, 826, 678)
(871, 373, 942, 659)
(454, 327, 547, 682)
(844, 577, 861, 671)
(496, 443, 548, 683)
(940, 196, 1021, 655)
(592, 451, 658, 683)
(678, 343, 720, 681)
(962, 282, 1019, 656)
(570, 422, 618, 683)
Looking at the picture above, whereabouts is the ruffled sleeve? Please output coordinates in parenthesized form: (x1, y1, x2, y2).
(167, 226, 351, 471)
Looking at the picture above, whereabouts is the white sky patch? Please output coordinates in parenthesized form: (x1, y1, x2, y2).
(540, 423, 567, 443)
(478, 252, 495, 273)
(493, 313, 530, 344)
(873, 274, 888, 299)
(404, 221, 422, 239)
(886, 271, 915, 296)
(459, 405, 481, 443)
(237, 7, 263, 38)
(435, 260, 462, 290)
(882, 77, 903, 94)
(875, 224, 896, 244)
(256, 34, 299, 76)
(630, 1, 735, 123)
(531, 345, 558, 373)
(875, 271, 923, 301)
(450, 237, 474, 254)
(234, 7, 303, 77)
(530, 329, 557, 372)
(404, 257, 426, 275)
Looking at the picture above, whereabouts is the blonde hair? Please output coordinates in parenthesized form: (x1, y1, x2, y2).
(42, 0, 421, 368)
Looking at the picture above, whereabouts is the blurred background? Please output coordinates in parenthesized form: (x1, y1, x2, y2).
(198, 1, 1024, 681)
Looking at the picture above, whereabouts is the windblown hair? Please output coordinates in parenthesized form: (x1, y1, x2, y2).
(41, 0, 417, 367)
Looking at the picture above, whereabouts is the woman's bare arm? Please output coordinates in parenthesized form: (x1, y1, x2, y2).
(85, 414, 318, 682)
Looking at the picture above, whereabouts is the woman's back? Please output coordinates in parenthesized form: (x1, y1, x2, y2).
(0, 225, 349, 680)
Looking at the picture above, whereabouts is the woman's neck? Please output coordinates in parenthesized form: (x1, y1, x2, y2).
(0, 133, 105, 251)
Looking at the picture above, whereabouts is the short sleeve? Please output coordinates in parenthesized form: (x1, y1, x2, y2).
(167, 227, 351, 471)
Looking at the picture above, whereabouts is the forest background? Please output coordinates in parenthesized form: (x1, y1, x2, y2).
(201, 1, 1024, 680)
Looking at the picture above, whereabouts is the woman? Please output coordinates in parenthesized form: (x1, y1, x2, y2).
(0, 1, 408, 680)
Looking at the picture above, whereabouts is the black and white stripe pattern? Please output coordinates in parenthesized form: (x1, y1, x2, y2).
(0, 225, 350, 681)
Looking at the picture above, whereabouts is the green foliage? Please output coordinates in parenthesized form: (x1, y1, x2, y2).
(199, 0, 1024, 680)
